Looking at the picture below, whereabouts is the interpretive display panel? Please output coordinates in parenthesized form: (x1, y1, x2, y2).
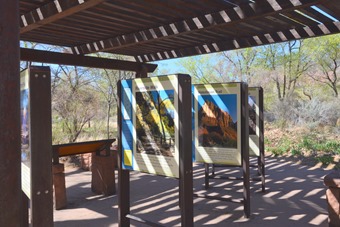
(249, 87, 261, 156)
(193, 83, 243, 166)
(20, 69, 31, 198)
(120, 75, 181, 178)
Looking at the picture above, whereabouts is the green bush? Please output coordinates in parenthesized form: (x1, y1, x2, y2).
(297, 135, 340, 154)
(291, 148, 302, 156)
(301, 136, 315, 150)
(315, 155, 334, 166)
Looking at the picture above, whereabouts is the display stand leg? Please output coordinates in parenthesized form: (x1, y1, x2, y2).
(118, 153, 130, 227)
(205, 163, 209, 190)
(241, 83, 250, 218)
(260, 153, 265, 192)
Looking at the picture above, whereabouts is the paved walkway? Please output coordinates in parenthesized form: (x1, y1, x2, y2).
(54, 157, 331, 226)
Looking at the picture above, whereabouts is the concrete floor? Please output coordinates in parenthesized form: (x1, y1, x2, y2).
(54, 157, 331, 226)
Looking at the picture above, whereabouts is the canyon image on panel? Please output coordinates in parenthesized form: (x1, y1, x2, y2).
(198, 94, 237, 148)
(135, 90, 175, 157)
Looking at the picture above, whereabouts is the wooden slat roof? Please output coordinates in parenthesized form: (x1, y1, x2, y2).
(19, 0, 340, 63)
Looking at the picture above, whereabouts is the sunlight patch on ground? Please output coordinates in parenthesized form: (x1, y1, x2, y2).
(215, 205, 228, 210)
(289, 214, 306, 221)
(204, 214, 232, 225)
(55, 208, 107, 221)
(308, 162, 323, 170)
(194, 214, 209, 222)
(325, 163, 335, 170)
(234, 205, 244, 211)
(278, 190, 302, 199)
(159, 215, 180, 225)
(263, 191, 281, 198)
(263, 216, 278, 220)
(308, 214, 328, 225)
(304, 188, 324, 198)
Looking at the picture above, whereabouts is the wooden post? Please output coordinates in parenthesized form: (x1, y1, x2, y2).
(0, 1, 21, 226)
(241, 83, 250, 218)
(259, 88, 265, 192)
(178, 75, 193, 227)
(29, 67, 53, 227)
(118, 81, 130, 227)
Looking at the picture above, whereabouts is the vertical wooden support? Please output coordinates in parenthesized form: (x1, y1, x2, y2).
(258, 88, 265, 192)
(118, 80, 130, 227)
(178, 75, 193, 227)
(241, 83, 250, 218)
(0, 1, 21, 227)
(29, 67, 53, 226)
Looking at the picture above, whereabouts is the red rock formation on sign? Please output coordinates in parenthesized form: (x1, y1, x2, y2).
(198, 101, 237, 148)
(200, 101, 233, 129)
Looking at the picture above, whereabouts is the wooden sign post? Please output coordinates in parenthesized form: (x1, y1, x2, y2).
(20, 66, 53, 227)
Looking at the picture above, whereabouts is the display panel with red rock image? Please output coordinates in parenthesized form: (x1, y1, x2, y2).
(194, 83, 242, 166)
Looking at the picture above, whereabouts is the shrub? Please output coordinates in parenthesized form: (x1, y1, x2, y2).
(291, 148, 302, 156)
(267, 96, 340, 128)
(315, 155, 334, 166)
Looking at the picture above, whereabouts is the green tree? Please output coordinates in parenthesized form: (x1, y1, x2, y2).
(221, 47, 259, 83)
(306, 34, 340, 97)
(92, 68, 134, 138)
(52, 65, 99, 143)
(256, 40, 310, 100)
(177, 55, 219, 83)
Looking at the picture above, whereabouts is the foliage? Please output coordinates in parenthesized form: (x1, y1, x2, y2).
(90, 66, 134, 138)
(315, 155, 334, 166)
(305, 34, 340, 97)
(265, 127, 340, 168)
(52, 66, 100, 143)
(255, 40, 311, 100)
(221, 48, 259, 83)
(266, 136, 291, 156)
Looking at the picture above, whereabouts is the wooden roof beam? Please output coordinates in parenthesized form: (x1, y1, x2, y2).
(71, 0, 324, 55)
(20, 0, 106, 34)
(20, 48, 157, 72)
(135, 20, 340, 62)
